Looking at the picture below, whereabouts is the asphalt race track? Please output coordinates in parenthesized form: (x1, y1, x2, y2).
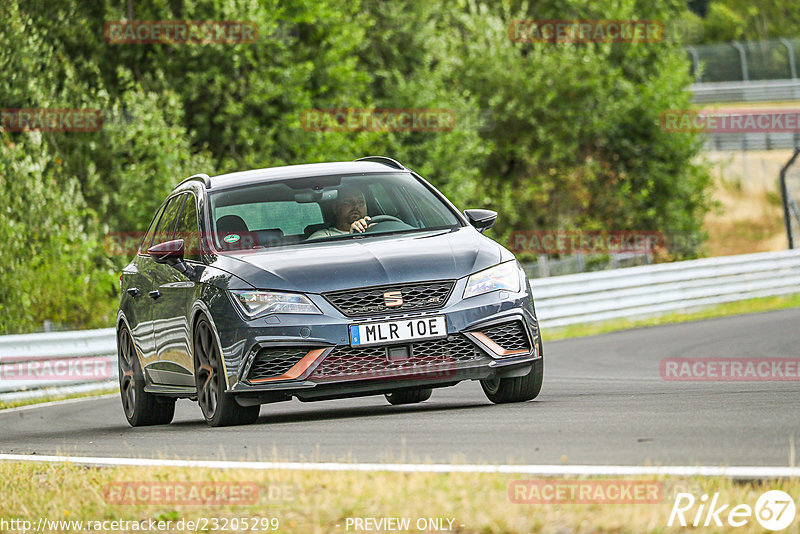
(2, 309, 799, 467)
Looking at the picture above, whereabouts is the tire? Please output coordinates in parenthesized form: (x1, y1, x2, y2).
(194, 316, 260, 427)
(481, 339, 544, 404)
(118, 326, 176, 426)
(385, 388, 433, 405)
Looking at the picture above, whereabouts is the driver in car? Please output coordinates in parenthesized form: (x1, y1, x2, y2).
(309, 185, 375, 239)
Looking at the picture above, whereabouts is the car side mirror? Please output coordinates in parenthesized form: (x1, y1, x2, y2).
(464, 209, 497, 233)
(148, 239, 195, 277)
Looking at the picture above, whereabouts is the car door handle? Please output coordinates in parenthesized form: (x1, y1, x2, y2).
(126, 287, 141, 297)
(148, 290, 162, 300)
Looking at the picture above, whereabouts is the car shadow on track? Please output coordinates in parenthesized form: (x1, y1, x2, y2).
(167, 399, 520, 429)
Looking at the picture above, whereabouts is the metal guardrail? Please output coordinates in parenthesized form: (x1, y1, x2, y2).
(2, 249, 800, 399)
(689, 79, 800, 151)
(533, 249, 800, 327)
(691, 79, 800, 104)
(0, 328, 117, 398)
(701, 132, 800, 151)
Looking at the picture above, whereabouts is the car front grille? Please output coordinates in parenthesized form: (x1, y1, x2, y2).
(481, 321, 531, 352)
(310, 335, 487, 381)
(246, 347, 308, 382)
(323, 280, 454, 317)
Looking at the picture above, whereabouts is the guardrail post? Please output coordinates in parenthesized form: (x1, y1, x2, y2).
(731, 42, 749, 81)
(686, 46, 701, 82)
(779, 148, 800, 249)
(779, 38, 797, 79)
(537, 256, 550, 278)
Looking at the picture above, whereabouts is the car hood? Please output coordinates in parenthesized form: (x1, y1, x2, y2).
(210, 227, 511, 293)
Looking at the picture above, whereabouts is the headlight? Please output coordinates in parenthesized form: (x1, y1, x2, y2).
(463, 260, 521, 299)
(230, 290, 322, 318)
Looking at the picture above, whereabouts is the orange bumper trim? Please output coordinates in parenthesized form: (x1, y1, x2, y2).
(248, 348, 327, 383)
(471, 331, 530, 356)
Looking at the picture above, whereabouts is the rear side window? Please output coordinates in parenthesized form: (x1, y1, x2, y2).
(175, 194, 201, 261)
(152, 195, 186, 246)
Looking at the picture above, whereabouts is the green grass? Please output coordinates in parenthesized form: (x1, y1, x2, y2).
(0, 387, 118, 410)
(1, 461, 799, 534)
(545, 293, 800, 341)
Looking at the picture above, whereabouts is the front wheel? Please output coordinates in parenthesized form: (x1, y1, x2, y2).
(118, 326, 175, 426)
(194, 317, 260, 427)
(481, 341, 544, 404)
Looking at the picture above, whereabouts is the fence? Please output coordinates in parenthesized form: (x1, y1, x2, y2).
(687, 38, 800, 83)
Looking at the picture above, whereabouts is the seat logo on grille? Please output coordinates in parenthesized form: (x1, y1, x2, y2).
(383, 290, 403, 307)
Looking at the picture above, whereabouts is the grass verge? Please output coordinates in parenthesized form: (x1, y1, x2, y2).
(0, 387, 118, 411)
(0, 461, 797, 533)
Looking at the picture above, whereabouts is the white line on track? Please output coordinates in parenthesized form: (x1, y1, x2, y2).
(0, 454, 798, 478)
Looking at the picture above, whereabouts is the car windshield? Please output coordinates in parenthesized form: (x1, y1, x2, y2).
(208, 172, 462, 250)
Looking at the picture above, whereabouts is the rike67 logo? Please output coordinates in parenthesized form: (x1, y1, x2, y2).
(669, 490, 796, 531)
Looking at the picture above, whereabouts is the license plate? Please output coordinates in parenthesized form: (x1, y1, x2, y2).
(349, 316, 447, 347)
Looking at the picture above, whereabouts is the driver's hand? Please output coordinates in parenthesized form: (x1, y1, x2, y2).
(350, 216, 375, 233)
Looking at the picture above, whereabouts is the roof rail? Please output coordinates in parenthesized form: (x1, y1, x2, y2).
(177, 173, 212, 189)
(354, 156, 406, 170)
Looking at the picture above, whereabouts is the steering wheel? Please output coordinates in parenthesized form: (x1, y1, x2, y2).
(367, 215, 404, 225)
(363, 214, 411, 234)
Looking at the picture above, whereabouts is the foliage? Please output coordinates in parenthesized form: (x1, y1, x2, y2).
(698, 0, 800, 42)
(0, 0, 711, 333)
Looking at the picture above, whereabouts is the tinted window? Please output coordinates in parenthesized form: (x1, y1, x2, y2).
(175, 194, 201, 261)
(399, 184, 454, 227)
(209, 173, 461, 250)
(215, 201, 323, 237)
(152, 194, 186, 246)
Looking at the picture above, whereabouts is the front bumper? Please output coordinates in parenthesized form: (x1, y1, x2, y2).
(217, 279, 541, 399)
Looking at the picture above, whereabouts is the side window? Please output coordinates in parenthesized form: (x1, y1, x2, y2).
(139, 203, 166, 254)
(175, 194, 201, 261)
(399, 185, 448, 227)
(152, 195, 186, 246)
